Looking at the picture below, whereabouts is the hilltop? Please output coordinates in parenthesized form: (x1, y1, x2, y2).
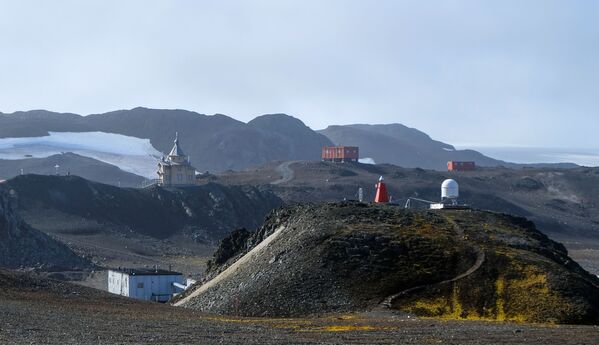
(177, 202, 599, 324)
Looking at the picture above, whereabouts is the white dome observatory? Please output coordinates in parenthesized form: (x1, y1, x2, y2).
(441, 179, 459, 202)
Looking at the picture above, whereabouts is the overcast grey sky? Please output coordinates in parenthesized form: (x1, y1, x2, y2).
(0, 1, 598, 148)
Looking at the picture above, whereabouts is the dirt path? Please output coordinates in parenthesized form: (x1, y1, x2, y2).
(174, 225, 286, 307)
(270, 161, 298, 185)
(381, 249, 485, 308)
(381, 218, 485, 308)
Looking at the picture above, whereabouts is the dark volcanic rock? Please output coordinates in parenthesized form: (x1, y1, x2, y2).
(513, 177, 545, 191)
(181, 202, 599, 324)
(3, 174, 282, 242)
(0, 187, 91, 270)
(207, 228, 252, 270)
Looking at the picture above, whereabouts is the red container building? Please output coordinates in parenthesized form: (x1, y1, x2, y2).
(447, 161, 476, 171)
(322, 146, 359, 162)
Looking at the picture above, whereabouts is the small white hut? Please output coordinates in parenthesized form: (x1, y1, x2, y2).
(108, 268, 185, 302)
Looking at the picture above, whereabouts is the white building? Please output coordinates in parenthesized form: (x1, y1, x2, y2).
(108, 268, 185, 302)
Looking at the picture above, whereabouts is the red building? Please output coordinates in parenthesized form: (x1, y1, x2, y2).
(322, 146, 359, 162)
(447, 161, 476, 172)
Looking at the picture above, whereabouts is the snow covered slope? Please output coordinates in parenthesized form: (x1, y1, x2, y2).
(0, 132, 162, 178)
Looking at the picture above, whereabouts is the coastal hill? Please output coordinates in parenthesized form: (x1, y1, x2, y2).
(319, 124, 509, 170)
(318, 124, 578, 170)
(177, 202, 599, 324)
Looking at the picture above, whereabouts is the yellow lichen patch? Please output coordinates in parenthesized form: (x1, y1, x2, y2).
(499, 263, 566, 323)
(333, 314, 358, 321)
(298, 325, 394, 332)
(495, 276, 506, 321)
(450, 284, 463, 319)
(204, 315, 311, 326)
(401, 284, 473, 320)
(323, 325, 376, 332)
(510, 271, 549, 294)
(406, 297, 449, 316)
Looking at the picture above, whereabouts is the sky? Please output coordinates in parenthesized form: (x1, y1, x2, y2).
(0, 0, 598, 149)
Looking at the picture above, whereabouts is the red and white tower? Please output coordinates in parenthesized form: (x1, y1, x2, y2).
(374, 176, 389, 203)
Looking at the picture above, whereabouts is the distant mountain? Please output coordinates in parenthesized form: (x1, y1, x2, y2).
(248, 114, 332, 161)
(319, 124, 577, 170)
(0, 153, 145, 187)
(0, 108, 576, 173)
(0, 108, 333, 173)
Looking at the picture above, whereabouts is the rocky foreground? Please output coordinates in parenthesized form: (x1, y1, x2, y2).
(178, 202, 599, 324)
(1, 269, 599, 345)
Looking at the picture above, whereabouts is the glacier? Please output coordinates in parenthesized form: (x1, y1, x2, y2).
(0, 132, 163, 178)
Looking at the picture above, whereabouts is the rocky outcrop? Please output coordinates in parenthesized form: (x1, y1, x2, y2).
(0, 187, 91, 270)
(180, 202, 599, 324)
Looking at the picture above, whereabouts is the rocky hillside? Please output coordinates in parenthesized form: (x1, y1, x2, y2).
(319, 124, 577, 170)
(0, 187, 90, 270)
(177, 202, 599, 324)
(3, 174, 282, 243)
(0, 108, 332, 172)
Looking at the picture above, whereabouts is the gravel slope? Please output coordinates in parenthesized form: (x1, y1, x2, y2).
(1, 268, 599, 345)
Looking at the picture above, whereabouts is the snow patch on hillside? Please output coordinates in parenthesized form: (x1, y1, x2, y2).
(0, 132, 162, 178)
(359, 157, 376, 165)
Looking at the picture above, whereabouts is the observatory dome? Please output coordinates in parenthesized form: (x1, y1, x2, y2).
(441, 179, 459, 199)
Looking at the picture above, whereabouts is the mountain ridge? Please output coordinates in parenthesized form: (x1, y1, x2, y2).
(0, 108, 578, 173)
(0, 108, 333, 172)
